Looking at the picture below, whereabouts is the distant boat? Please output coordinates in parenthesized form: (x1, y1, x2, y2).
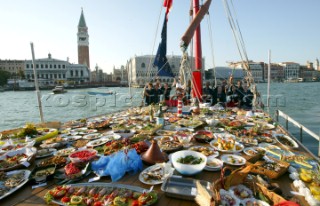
(52, 86, 67, 94)
(87, 91, 113, 96)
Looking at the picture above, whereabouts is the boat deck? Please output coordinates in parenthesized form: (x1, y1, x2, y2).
(1, 111, 318, 206)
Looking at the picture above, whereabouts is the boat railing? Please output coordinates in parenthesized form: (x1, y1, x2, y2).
(275, 109, 320, 156)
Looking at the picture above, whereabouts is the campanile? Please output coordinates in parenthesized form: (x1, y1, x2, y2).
(77, 8, 90, 69)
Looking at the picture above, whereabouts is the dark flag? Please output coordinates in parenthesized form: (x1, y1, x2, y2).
(153, 16, 174, 77)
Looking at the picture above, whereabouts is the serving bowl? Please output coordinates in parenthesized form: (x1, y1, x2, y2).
(171, 150, 207, 176)
(68, 149, 97, 163)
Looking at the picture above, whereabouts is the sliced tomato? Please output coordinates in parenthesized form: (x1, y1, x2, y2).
(131, 200, 140, 206)
(61, 196, 70, 203)
(93, 201, 103, 206)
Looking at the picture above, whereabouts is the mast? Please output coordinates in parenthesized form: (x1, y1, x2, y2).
(192, 0, 203, 100)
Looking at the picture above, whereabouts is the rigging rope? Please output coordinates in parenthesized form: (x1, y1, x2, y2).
(222, 0, 261, 109)
(146, 1, 164, 81)
(205, 4, 217, 88)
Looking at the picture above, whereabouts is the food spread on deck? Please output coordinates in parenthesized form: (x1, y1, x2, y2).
(0, 107, 318, 206)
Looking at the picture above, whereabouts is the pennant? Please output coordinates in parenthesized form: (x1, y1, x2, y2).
(153, 16, 174, 77)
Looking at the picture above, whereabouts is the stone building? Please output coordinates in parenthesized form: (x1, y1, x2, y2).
(24, 53, 90, 86)
(77, 9, 90, 70)
(0, 59, 25, 77)
(278, 62, 300, 80)
(127, 55, 203, 87)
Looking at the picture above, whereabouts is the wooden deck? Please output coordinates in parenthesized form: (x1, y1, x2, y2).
(1, 121, 317, 206)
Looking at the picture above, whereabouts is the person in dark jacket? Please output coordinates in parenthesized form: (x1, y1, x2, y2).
(144, 82, 154, 105)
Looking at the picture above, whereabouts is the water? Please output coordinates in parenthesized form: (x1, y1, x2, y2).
(0, 83, 319, 154)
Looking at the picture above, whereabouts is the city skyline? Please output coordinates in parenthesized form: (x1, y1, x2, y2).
(1, 0, 320, 73)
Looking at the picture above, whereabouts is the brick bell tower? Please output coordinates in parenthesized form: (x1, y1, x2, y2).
(77, 8, 90, 69)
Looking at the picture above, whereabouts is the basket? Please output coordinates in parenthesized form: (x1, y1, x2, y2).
(248, 157, 290, 179)
(210, 166, 287, 206)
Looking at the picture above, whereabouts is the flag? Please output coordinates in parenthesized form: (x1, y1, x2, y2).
(153, 16, 174, 77)
(163, 0, 173, 19)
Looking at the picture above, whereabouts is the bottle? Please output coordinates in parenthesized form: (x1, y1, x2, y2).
(156, 103, 164, 127)
(149, 104, 154, 122)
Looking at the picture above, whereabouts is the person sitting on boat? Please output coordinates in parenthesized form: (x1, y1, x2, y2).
(212, 85, 226, 106)
(161, 82, 172, 104)
(144, 82, 155, 106)
(202, 82, 214, 105)
(226, 84, 241, 107)
(184, 80, 192, 105)
(236, 80, 245, 99)
(153, 83, 162, 104)
(240, 84, 253, 110)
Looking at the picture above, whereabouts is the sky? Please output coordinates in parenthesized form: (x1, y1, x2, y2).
(1, 0, 320, 73)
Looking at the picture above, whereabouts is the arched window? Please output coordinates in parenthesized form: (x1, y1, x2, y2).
(141, 63, 146, 68)
(80, 70, 83, 77)
(70, 70, 73, 76)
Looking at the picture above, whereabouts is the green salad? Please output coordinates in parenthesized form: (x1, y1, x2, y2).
(177, 155, 203, 164)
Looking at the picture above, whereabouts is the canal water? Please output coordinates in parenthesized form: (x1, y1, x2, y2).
(0, 82, 319, 155)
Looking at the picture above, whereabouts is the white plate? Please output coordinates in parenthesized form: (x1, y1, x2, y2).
(36, 148, 57, 158)
(221, 154, 246, 166)
(189, 146, 219, 157)
(82, 133, 101, 140)
(86, 137, 111, 148)
(258, 143, 280, 150)
(163, 125, 180, 131)
(63, 135, 82, 142)
(213, 132, 236, 140)
(274, 134, 299, 149)
(54, 147, 76, 156)
(243, 147, 265, 156)
(40, 142, 67, 149)
(0, 170, 31, 200)
(139, 163, 174, 185)
(205, 157, 223, 171)
(210, 139, 244, 153)
(262, 123, 275, 130)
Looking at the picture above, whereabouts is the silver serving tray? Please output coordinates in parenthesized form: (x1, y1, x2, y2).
(161, 176, 212, 200)
(52, 182, 156, 205)
(0, 169, 31, 200)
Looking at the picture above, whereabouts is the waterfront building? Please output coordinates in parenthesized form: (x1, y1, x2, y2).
(300, 65, 314, 82)
(126, 55, 203, 87)
(77, 9, 90, 70)
(112, 65, 128, 83)
(205, 67, 244, 85)
(263, 63, 284, 82)
(228, 61, 264, 82)
(0, 59, 25, 77)
(24, 53, 90, 86)
(279, 62, 300, 80)
(315, 58, 319, 71)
